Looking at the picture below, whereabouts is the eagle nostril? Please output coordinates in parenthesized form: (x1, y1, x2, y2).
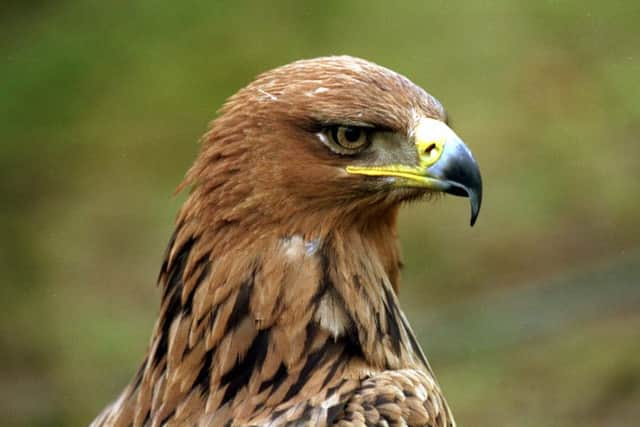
(424, 143, 439, 160)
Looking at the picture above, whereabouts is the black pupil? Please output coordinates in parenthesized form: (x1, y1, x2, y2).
(343, 127, 361, 142)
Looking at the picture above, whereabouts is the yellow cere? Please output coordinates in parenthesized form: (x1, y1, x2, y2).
(414, 117, 448, 168)
(345, 117, 452, 182)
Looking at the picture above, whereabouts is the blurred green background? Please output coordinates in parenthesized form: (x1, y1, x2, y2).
(2, 1, 639, 426)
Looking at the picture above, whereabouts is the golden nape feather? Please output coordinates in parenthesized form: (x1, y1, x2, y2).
(92, 56, 482, 427)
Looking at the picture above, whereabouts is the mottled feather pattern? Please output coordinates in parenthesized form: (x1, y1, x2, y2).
(93, 56, 457, 426)
(334, 370, 450, 427)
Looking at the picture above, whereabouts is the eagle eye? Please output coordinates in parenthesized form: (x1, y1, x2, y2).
(325, 125, 370, 154)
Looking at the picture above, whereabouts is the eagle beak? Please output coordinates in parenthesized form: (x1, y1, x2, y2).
(346, 117, 483, 226)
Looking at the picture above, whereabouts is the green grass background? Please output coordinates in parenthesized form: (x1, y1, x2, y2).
(2, 1, 639, 425)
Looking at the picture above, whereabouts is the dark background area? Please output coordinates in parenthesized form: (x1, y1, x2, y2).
(2, 1, 639, 426)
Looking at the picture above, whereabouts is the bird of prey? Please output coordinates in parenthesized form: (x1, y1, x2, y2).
(92, 56, 482, 427)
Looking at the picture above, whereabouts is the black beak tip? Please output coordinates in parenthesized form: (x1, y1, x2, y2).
(441, 174, 482, 227)
(469, 190, 481, 227)
(462, 161, 482, 227)
(467, 172, 483, 227)
(440, 179, 483, 227)
(425, 139, 483, 227)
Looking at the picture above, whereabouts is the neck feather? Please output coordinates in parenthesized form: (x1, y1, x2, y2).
(106, 205, 431, 425)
